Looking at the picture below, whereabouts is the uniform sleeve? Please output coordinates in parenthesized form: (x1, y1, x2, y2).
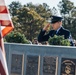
(68, 33, 74, 46)
(38, 29, 49, 42)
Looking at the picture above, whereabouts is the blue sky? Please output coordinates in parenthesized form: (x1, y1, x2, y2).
(6, 0, 76, 8)
(5, 0, 76, 15)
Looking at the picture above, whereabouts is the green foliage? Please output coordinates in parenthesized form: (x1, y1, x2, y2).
(27, 2, 52, 19)
(58, 0, 74, 14)
(15, 6, 45, 41)
(71, 18, 76, 38)
(9, 1, 22, 16)
(9, 2, 51, 41)
(8, 1, 76, 41)
(48, 35, 70, 46)
(5, 32, 30, 44)
(58, 0, 76, 39)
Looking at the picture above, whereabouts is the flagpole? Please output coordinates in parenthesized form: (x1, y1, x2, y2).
(0, 23, 9, 75)
(0, 22, 5, 54)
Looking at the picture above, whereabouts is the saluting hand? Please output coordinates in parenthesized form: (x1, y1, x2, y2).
(43, 23, 50, 31)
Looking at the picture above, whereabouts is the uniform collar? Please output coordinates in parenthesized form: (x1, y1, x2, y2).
(56, 26, 62, 33)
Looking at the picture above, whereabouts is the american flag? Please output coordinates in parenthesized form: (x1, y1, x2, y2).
(0, 0, 14, 75)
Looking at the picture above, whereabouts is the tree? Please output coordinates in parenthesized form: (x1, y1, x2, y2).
(71, 18, 76, 38)
(9, 1, 22, 17)
(8, 1, 52, 41)
(16, 6, 45, 41)
(71, 7, 76, 17)
(51, 7, 58, 15)
(27, 2, 52, 20)
(58, 0, 74, 15)
(5, 31, 30, 44)
(58, 0, 76, 39)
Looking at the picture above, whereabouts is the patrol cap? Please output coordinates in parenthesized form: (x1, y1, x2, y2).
(51, 15, 63, 24)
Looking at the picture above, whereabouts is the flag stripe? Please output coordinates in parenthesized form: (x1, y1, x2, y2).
(0, 6, 8, 13)
(0, 20, 14, 37)
(0, 14, 11, 20)
(2, 26, 14, 37)
(0, 61, 6, 75)
(0, 0, 5, 6)
(1, 20, 12, 26)
(0, 0, 14, 38)
(0, 0, 14, 75)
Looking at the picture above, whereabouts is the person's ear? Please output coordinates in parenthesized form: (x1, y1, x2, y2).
(58, 21, 61, 25)
(60, 21, 62, 25)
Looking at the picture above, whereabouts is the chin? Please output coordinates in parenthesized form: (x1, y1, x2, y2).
(53, 28, 56, 30)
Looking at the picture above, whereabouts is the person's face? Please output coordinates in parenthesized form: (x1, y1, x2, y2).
(52, 21, 62, 30)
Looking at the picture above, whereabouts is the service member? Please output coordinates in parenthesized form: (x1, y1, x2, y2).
(38, 15, 74, 46)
